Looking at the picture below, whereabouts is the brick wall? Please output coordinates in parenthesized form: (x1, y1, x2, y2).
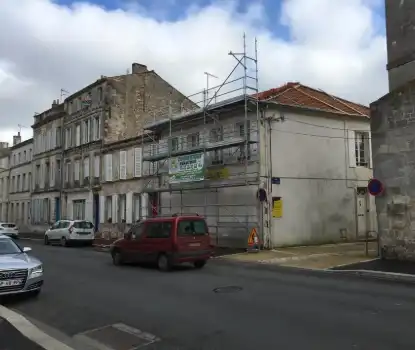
(104, 72, 197, 143)
(371, 81, 415, 260)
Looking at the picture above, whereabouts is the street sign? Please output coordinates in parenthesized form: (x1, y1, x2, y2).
(247, 228, 260, 252)
(368, 178, 384, 196)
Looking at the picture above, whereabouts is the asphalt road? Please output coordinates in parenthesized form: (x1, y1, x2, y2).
(3, 241, 415, 350)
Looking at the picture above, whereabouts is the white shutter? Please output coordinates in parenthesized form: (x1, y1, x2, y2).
(112, 194, 118, 223)
(141, 193, 148, 219)
(126, 191, 133, 223)
(134, 148, 142, 177)
(348, 130, 356, 168)
(85, 193, 93, 223)
(94, 155, 100, 178)
(51, 128, 56, 149)
(50, 161, 55, 186)
(99, 195, 105, 224)
(368, 131, 373, 169)
(119, 151, 127, 180)
(105, 154, 113, 181)
(74, 161, 80, 181)
(76, 125, 81, 146)
(84, 157, 90, 178)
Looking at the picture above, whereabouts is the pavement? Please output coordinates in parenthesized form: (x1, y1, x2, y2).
(217, 241, 378, 269)
(0, 240, 415, 349)
(0, 317, 44, 350)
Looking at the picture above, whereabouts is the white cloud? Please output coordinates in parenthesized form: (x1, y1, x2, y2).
(0, 0, 387, 144)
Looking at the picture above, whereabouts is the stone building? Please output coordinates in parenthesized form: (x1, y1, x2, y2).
(371, 0, 415, 260)
(8, 133, 33, 230)
(31, 101, 65, 232)
(0, 143, 10, 221)
(62, 62, 195, 231)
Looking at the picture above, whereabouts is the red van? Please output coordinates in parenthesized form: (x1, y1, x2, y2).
(110, 214, 212, 271)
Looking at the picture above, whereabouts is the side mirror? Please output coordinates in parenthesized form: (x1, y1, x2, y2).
(23, 247, 32, 253)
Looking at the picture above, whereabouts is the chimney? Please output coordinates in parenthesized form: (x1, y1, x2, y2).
(13, 132, 21, 146)
(131, 63, 148, 74)
(0, 142, 9, 149)
(52, 99, 59, 108)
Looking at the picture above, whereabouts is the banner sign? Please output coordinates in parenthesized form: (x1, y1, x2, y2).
(169, 153, 204, 183)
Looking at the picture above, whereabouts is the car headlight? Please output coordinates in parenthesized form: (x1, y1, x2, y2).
(29, 265, 43, 278)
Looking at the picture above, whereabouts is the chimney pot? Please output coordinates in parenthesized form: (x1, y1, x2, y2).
(131, 63, 148, 74)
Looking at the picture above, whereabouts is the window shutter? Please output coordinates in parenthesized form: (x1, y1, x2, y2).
(141, 193, 148, 219)
(105, 154, 113, 181)
(112, 194, 118, 223)
(126, 192, 133, 224)
(119, 151, 127, 180)
(134, 148, 142, 177)
(50, 161, 55, 186)
(74, 161, 80, 181)
(84, 158, 90, 178)
(99, 196, 105, 224)
(348, 130, 356, 168)
(368, 131, 373, 169)
(94, 155, 100, 178)
(51, 128, 56, 149)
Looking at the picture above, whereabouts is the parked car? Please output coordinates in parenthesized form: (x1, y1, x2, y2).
(0, 234, 43, 297)
(0, 222, 19, 239)
(44, 220, 95, 246)
(110, 214, 212, 271)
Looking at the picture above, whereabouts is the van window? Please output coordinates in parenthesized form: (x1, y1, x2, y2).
(146, 222, 172, 238)
(177, 219, 207, 236)
(73, 221, 94, 229)
(130, 223, 144, 238)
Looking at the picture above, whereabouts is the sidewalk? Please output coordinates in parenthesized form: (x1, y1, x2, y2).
(217, 241, 378, 270)
(0, 317, 44, 350)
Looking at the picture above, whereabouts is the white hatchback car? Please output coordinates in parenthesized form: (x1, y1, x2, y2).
(0, 222, 19, 239)
(44, 220, 95, 246)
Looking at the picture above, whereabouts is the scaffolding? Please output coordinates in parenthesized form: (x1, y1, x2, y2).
(139, 35, 261, 248)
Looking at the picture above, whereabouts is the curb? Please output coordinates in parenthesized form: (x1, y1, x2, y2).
(331, 269, 415, 284)
(0, 305, 75, 350)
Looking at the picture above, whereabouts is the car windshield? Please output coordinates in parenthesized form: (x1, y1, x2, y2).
(0, 238, 22, 255)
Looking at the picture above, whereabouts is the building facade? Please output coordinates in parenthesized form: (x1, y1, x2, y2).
(31, 101, 65, 232)
(138, 83, 375, 248)
(62, 62, 195, 231)
(8, 133, 33, 230)
(0, 143, 10, 221)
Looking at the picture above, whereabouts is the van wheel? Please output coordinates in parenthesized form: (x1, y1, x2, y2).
(194, 260, 206, 269)
(157, 254, 171, 272)
(44, 235, 50, 245)
(112, 250, 123, 266)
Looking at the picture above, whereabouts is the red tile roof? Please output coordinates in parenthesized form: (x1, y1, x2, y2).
(255, 82, 369, 117)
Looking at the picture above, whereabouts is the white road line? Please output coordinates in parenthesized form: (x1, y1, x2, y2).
(0, 304, 75, 350)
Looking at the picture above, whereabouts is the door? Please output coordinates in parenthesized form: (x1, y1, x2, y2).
(48, 221, 60, 240)
(93, 194, 99, 232)
(55, 197, 60, 222)
(123, 222, 146, 262)
(139, 221, 173, 263)
(356, 188, 368, 239)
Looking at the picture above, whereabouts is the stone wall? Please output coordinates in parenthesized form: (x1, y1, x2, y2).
(371, 81, 415, 260)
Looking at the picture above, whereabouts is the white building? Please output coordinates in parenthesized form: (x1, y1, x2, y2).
(137, 83, 375, 248)
(8, 133, 33, 230)
(0, 143, 10, 221)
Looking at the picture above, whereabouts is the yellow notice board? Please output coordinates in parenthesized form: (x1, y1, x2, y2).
(272, 197, 282, 218)
(206, 167, 229, 180)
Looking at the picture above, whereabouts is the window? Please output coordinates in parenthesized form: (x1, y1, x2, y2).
(170, 137, 179, 152)
(83, 119, 90, 144)
(74, 160, 80, 181)
(65, 162, 70, 183)
(119, 151, 127, 180)
(119, 194, 126, 222)
(29, 149, 32, 160)
(56, 160, 61, 185)
(236, 121, 250, 138)
(355, 132, 369, 167)
(18, 153, 21, 164)
(105, 154, 113, 182)
(35, 165, 40, 186)
(56, 127, 62, 147)
(23, 151, 26, 162)
(94, 155, 100, 178)
(177, 219, 208, 236)
(146, 222, 172, 238)
(83, 157, 90, 179)
(134, 148, 142, 178)
(13, 154, 16, 166)
(187, 133, 199, 148)
(94, 116, 100, 141)
(73, 221, 93, 229)
(45, 163, 50, 185)
(22, 174, 26, 191)
(73, 200, 86, 220)
(133, 194, 141, 222)
(75, 124, 81, 146)
(129, 222, 144, 238)
(17, 175, 20, 192)
(65, 128, 72, 149)
(105, 196, 112, 221)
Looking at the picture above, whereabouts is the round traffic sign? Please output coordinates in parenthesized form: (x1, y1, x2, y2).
(368, 178, 383, 196)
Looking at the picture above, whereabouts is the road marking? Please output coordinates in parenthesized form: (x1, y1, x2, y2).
(0, 304, 75, 350)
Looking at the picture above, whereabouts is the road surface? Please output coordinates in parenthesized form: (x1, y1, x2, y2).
(3, 241, 415, 350)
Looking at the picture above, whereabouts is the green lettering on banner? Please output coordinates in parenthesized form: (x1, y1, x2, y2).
(169, 153, 205, 183)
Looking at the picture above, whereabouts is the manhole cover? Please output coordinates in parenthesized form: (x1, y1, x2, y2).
(213, 286, 243, 293)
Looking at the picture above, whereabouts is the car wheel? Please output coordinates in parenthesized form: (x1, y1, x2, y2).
(44, 235, 50, 245)
(112, 250, 123, 266)
(194, 260, 207, 269)
(157, 254, 172, 272)
(60, 237, 67, 247)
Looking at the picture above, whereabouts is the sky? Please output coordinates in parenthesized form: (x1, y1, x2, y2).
(0, 0, 387, 144)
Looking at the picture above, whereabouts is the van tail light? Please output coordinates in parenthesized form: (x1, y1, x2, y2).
(68, 226, 74, 234)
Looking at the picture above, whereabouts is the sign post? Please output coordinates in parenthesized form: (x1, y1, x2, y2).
(368, 178, 384, 196)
